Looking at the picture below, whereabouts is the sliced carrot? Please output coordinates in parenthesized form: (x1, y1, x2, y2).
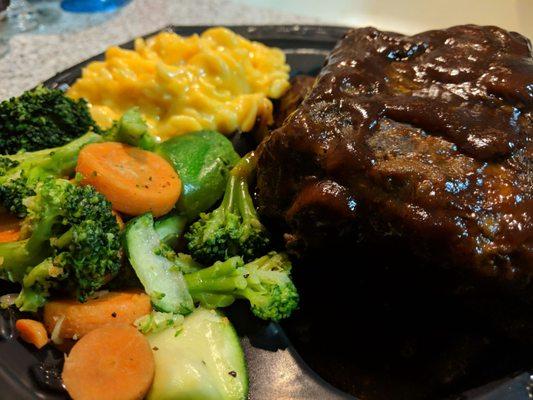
(43, 290, 151, 340)
(76, 142, 181, 217)
(62, 324, 155, 400)
(0, 213, 21, 243)
(16, 319, 48, 349)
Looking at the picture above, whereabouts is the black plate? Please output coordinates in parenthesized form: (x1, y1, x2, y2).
(1, 25, 531, 400)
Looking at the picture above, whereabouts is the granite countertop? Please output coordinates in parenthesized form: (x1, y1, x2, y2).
(0, 0, 319, 100)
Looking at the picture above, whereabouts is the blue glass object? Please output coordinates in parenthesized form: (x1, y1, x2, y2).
(60, 0, 130, 13)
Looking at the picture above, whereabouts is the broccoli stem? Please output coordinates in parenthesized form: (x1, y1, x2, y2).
(28, 132, 102, 181)
(221, 171, 238, 214)
(50, 228, 74, 249)
(184, 257, 247, 295)
(185, 150, 269, 264)
(0, 132, 101, 187)
(237, 179, 262, 227)
(230, 151, 257, 181)
(182, 252, 298, 321)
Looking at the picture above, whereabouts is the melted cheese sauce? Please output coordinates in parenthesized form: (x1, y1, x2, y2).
(68, 27, 290, 139)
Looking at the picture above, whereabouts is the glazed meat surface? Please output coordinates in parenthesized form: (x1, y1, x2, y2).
(257, 25, 532, 283)
(274, 75, 315, 127)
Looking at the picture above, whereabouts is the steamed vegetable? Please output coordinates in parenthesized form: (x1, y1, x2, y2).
(0, 132, 101, 217)
(155, 130, 240, 219)
(0, 179, 122, 311)
(135, 311, 184, 334)
(147, 307, 247, 400)
(185, 152, 269, 265)
(154, 213, 188, 248)
(62, 324, 155, 400)
(76, 143, 181, 217)
(0, 86, 100, 155)
(124, 213, 194, 314)
(43, 291, 151, 339)
(0, 107, 156, 218)
(15, 319, 48, 349)
(183, 252, 299, 322)
(103, 107, 157, 151)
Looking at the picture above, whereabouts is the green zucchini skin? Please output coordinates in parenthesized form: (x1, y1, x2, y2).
(147, 307, 248, 400)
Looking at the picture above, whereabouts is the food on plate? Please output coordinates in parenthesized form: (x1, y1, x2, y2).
(62, 324, 155, 400)
(15, 319, 49, 349)
(0, 106, 157, 218)
(125, 210, 297, 321)
(67, 27, 290, 139)
(104, 107, 158, 151)
(274, 75, 315, 128)
(76, 142, 182, 217)
(125, 211, 298, 321)
(155, 130, 240, 218)
(0, 86, 100, 155)
(135, 310, 184, 334)
(125, 213, 195, 315)
(147, 307, 247, 400)
(5, 21, 529, 400)
(185, 152, 269, 265)
(43, 290, 151, 340)
(153, 213, 188, 248)
(183, 252, 298, 322)
(0, 25, 298, 400)
(0, 131, 101, 217)
(0, 179, 122, 311)
(257, 25, 532, 282)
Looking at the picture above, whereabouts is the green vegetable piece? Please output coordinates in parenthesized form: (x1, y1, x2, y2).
(124, 213, 194, 314)
(185, 152, 270, 265)
(183, 252, 299, 322)
(0, 132, 102, 217)
(147, 307, 248, 400)
(135, 311, 184, 334)
(0, 86, 100, 155)
(155, 130, 240, 219)
(104, 107, 158, 150)
(154, 213, 188, 248)
(0, 178, 122, 311)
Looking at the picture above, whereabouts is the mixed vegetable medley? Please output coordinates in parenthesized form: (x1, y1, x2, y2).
(0, 82, 298, 399)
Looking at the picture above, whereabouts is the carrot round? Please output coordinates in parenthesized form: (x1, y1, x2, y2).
(76, 142, 181, 217)
(0, 213, 21, 243)
(16, 319, 48, 349)
(43, 291, 151, 340)
(62, 324, 155, 400)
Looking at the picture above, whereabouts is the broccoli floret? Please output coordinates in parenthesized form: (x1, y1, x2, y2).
(0, 178, 122, 311)
(0, 157, 18, 175)
(0, 108, 158, 218)
(183, 252, 299, 322)
(0, 86, 100, 154)
(0, 177, 35, 217)
(0, 132, 102, 217)
(185, 152, 270, 264)
(104, 107, 158, 151)
(14, 258, 63, 311)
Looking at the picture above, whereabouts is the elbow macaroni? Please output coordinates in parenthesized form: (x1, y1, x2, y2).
(67, 27, 290, 139)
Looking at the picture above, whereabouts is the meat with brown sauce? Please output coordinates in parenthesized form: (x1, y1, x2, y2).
(257, 25, 532, 286)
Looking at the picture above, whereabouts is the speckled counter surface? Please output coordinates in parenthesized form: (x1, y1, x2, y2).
(0, 0, 319, 100)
